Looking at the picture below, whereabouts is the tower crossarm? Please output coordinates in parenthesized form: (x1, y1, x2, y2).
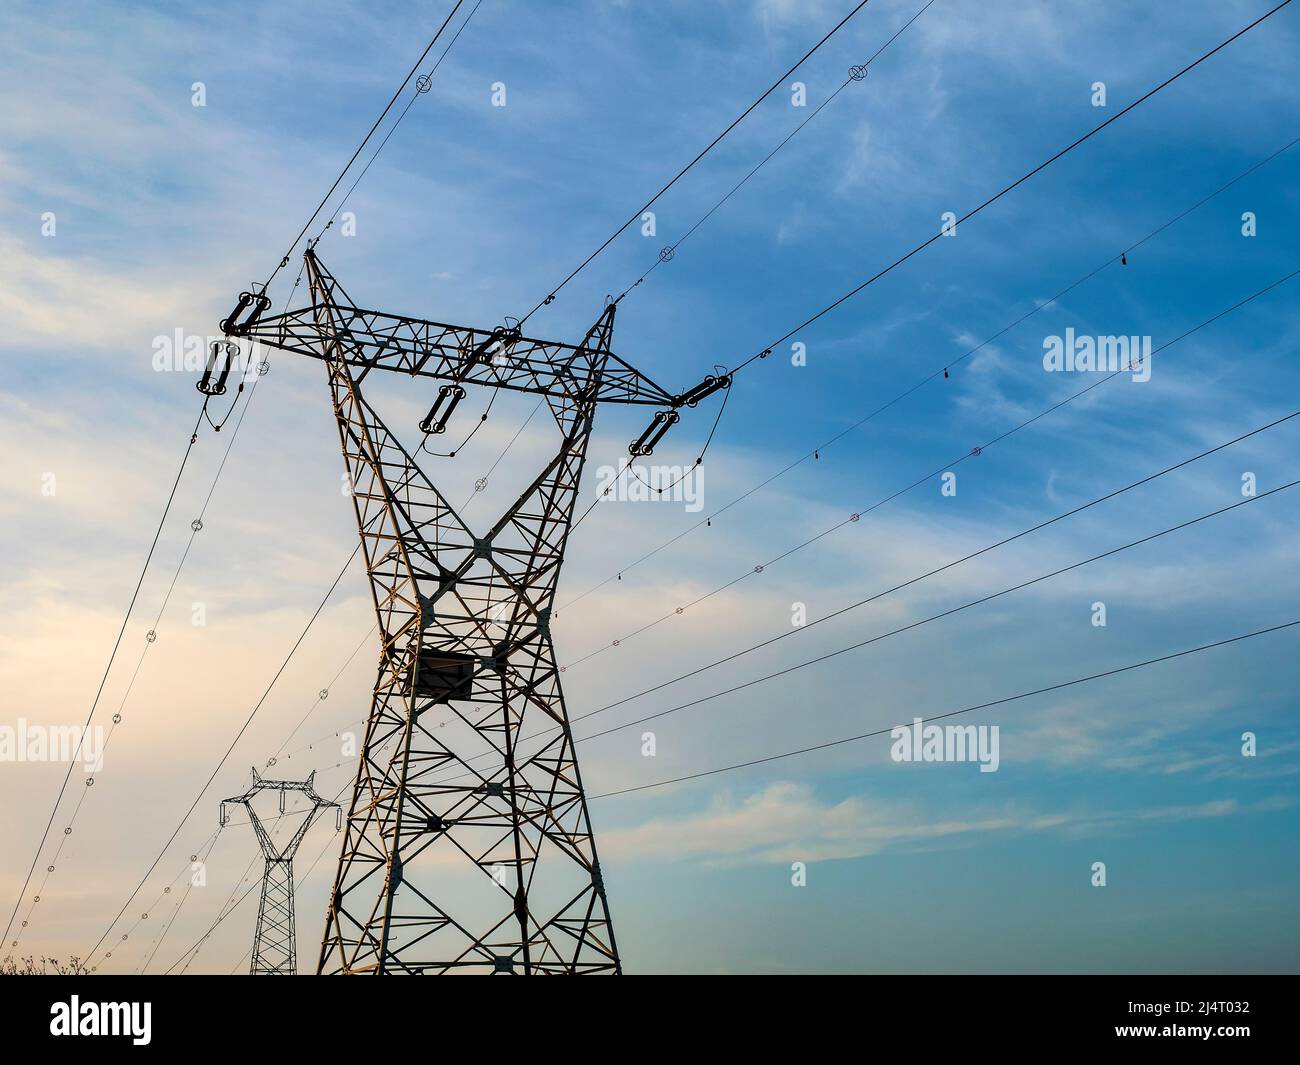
(237, 295, 678, 407)
(221, 769, 341, 862)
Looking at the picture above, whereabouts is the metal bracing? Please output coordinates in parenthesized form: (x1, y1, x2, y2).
(240, 282, 678, 407)
(250, 860, 296, 976)
(221, 769, 340, 975)
(241, 250, 661, 974)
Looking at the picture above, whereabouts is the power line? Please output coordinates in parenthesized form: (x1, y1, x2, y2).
(139, 827, 224, 974)
(9, 263, 306, 954)
(72, 0, 1291, 966)
(312, 0, 486, 247)
(225, 813, 344, 975)
(563, 2, 1269, 539)
(2, 404, 207, 953)
(38, 0, 473, 970)
(119, 774, 322, 974)
(260, 0, 469, 293)
(91, 516, 443, 971)
(204, 486, 1300, 949)
(431, 270, 1300, 839)
(419, 390, 499, 459)
(568, 407, 1300, 729)
(83, 542, 363, 967)
(174, 853, 262, 975)
(8, 292, 297, 951)
(412, 1, 925, 517)
(612, 367, 733, 504)
(104, 775, 256, 972)
(262, 385, 558, 777)
(80, 337, 561, 962)
(162, 778, 351, 975)
(435, 3, 934, 523)
(434, 3, 930, 515)
(275, 715, 366, 767)
(574, 478, 1300, 747)
(595, 0, 1274, 504)
(558, 131, 1300, 611)
(591, 617, 1300, 799)
(10, 365, 272, 950)
(101, 583, 456, 971)
(614, 0, 938, 303)
(724, 0, 1295, 379)
(268, 625, 376, 764)
(116, 826, 222, 972)
(517, 0, 877, 327)
(163, 769, 357, 976)
(562, 264, 1300, 670)
(431, 419, 1300, 785)
(456, 397, 544, 510)
(394, 264, 1300, 792)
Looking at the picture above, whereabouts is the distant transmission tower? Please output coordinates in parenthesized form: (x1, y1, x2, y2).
(221, 769, 341, 975)
(223, 250, 722, 974)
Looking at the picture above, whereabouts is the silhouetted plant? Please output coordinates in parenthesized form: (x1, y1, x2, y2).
(0, 954, 89, 975)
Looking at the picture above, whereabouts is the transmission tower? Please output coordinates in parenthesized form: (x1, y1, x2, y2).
(223, 250, 722, 974)
(220, 768, 341, 975)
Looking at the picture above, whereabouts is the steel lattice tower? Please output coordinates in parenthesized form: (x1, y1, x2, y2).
(221, 769, 341, 975)
(231, 250, 719, 974)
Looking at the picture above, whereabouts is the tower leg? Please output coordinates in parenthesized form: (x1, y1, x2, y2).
(251, 859, 297, 975)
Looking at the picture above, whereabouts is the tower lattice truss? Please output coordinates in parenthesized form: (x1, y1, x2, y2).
(240, 251, 692, 974)
(221, 769, 340, 975)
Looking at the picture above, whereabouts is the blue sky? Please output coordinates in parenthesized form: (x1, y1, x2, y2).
(1, 0, 1298, 973)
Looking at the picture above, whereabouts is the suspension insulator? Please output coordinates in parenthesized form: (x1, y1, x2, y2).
(468, 328, 503, 366)
(675, 373, 732, 408)
(197, 341, 238, 396)
(419, 384, 467, 434)
(242, 292, 272, 332)
(219, 293, 252, 335)
(629, 409, 679, 457)
(220, 290, 272, 336)
(466, 325, 522, 370)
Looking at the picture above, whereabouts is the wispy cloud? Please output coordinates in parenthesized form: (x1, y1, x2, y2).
(600, 781, 1292, 866)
